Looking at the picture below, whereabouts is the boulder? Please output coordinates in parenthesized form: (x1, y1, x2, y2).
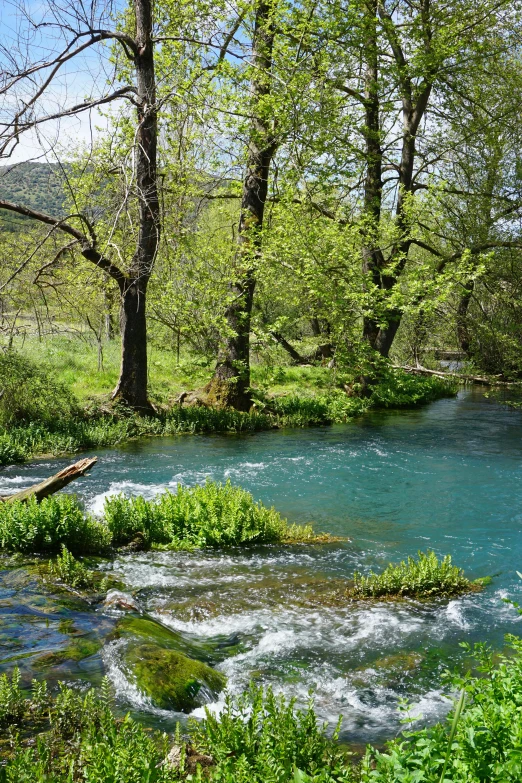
(124, 642, 226, 712)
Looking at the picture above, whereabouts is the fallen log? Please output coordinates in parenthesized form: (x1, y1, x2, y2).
(392, 364, 517, 386)
(0, 457, 97, 503)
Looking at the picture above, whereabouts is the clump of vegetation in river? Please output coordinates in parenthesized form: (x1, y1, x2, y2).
(351, 550, 475, 599)
(0, 482, 326, 555)
(47, 544, 97, 589)
(104, 480, 323, 549)
(0, 495, 110, 554)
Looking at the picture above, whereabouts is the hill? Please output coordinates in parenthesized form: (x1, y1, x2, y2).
(0, 162, 66, 232)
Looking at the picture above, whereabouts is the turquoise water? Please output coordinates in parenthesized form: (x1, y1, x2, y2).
(1, 388, 522, 744)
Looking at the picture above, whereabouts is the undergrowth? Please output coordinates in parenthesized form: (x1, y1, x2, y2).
(0, 349, 455, 467)
(3, 637, 522, 782)
(351, 550, 475, 599)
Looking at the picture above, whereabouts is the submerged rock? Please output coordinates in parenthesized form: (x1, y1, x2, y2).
(125, 643, 226, 712)
(103, 590, 142, 613)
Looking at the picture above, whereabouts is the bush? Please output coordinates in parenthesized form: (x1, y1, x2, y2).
(0, 349, 78, 427)
(0, 495, 111, 554)
(351, 550, 474, 599)
(104, 480, 318, 549)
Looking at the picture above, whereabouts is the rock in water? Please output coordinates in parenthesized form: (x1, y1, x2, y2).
(103, 590, 142, 613)
(124, 643, 226, 712)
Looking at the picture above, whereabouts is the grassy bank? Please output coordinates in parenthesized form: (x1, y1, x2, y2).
(0, 344, 456, 467)
(1, 635, 521, 781)
(0, 481, 327, 554)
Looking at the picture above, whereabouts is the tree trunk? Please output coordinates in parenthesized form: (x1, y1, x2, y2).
(207, 0, 276, 411)
(361, 0, 385, 350)
(111, 0, 159, 412)
(456, 281, 474, 356)
(112, 280, 151, 410)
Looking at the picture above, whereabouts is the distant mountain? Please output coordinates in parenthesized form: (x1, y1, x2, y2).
(0, 162, 66, 232)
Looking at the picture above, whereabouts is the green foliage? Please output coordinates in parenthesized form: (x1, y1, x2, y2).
(361, 637, 522, 783)
(188, 685, 352, 783)
(48, 545, 96, 589)
(351, 551, 474, 599)
(0, 495, 111, 554)
(0, 349, 78, 428)
(0, 668, 25, 726)
(104, 479, 318, 549)
(370, 369, 457, 408)
(0, 163, 65, 232)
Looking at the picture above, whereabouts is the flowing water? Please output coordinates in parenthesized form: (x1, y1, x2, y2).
(1, 387, 522, 745)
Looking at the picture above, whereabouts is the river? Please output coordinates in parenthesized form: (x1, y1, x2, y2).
(1, 387, 521, 745)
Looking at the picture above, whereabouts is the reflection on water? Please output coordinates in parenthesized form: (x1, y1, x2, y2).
(1, 387, 522, 743)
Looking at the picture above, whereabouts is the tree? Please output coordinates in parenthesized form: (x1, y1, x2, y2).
(0, 0, 159, 410)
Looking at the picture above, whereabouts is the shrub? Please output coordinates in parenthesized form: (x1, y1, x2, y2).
(351, 550, 474, 599)
(0, 495, 111, 554)
(0, 349, 78, 427)
(104, 480, 318, 549)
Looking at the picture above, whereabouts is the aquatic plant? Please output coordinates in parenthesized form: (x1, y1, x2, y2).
(47, 544, 96, 589)
(351, 550, 474, 599)
(0, 495, 111, 554)
(104, 480, 320, 549)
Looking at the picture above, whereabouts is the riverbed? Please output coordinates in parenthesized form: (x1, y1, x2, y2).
(1, 387, 521, 745)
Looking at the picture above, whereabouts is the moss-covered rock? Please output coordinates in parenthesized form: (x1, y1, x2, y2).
(125, 643, 226, 712)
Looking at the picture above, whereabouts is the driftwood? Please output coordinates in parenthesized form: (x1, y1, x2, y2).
(393, 364, 517, 386)
(0, 457, 97, 503)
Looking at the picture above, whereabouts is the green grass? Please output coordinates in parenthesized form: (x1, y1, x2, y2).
(0, 481, 327, 555)
(350, 550, 475, 599)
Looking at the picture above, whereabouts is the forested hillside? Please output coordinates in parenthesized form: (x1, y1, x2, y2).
(0, 163, 65, 231)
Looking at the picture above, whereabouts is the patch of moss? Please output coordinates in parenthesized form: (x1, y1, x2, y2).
(125, 643, 226, 712)
(33, 638, 101, 668)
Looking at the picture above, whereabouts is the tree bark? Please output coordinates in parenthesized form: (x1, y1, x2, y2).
(207, 1, 276, 411)
(360, 0, 385, 349)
